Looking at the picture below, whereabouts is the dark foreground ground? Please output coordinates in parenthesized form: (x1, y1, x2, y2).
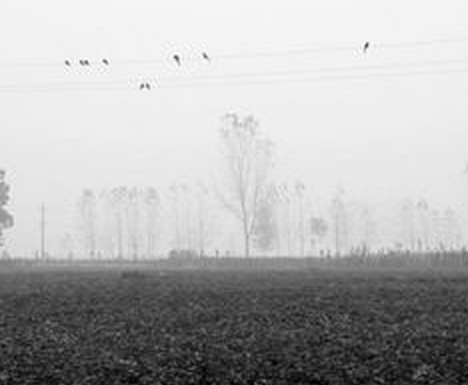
(1, 267, 468, 384)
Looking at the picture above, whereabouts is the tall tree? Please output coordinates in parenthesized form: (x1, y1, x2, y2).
(78, 189, 97, 259)
(126, 187, 141, 261)
(309, 217, 328, 255)
(143, 187, 160, 258)
(0, 170, 13, 247)
(331, 187, 347, 256)
(253, 196, 277, 254)
(195, 182, 213, 256)
(219, 113, 274, 257)
(110, 187, 127, 260)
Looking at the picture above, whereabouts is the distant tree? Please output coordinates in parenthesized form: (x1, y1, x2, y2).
(179, 183, 194, 250)
(169, 183, 182, 250)
(78, 189, 97, 259)
(416, 200, 430, 251)
(126, 187, 142, 261)
(309, 217, 328, 254)
(143, 187, 160, 258)
(275, 183, 293, 255)
(0, 170, 13, 247)
(331, 187, 347, 256)
(253, 195, 277, 253)
(219, 114, 275, 257)
(294, 182, 307, 256)
(361, 206, 377, 252)
(443, 208, 461, 249)
(195, 182, 213, 256)
(401, 199, 416, 251)
(110, 187, 127, 260)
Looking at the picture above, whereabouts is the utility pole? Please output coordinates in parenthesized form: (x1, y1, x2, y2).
(40, 203, 45, 260)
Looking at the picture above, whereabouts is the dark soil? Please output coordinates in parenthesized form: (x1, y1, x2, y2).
(0, 267, 467, 384)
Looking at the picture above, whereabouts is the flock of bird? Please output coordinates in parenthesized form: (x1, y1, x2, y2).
(62, 43, 371, 90)
(63, 52, 213, 90)
(63, 52, 211, 68)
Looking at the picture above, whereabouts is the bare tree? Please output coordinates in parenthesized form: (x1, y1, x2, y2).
(110, 187, 127, 260)
(78, 189, 97, 259)
(416, 200, 430, 251)
(309, 217, 328, 255)
(294, 182, 307, 256)
(401, 199, 416, 251)
(195, 182, 214, 256)
(253, 193, 277, 254)
(219, 113, 275, 257)
(143, 187, 160, 258)
(169, 183, 182, 250)
(331, 187, 347, 256)
(126, 187, 141, 261)
(0, 170, 13, 247)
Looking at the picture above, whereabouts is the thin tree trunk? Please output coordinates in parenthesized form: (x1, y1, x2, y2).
(243, 218, 250, 257)
(245, 231, 250, 257)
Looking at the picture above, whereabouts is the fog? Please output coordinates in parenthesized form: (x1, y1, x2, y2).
(1, 0, 468, 257)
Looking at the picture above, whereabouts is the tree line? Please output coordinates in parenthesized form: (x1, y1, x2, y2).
(0, 113, 464, 259)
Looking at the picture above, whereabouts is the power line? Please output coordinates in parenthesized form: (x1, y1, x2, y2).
(0, 68, 464, 94)
(0, 59, 466, 94)
(171, 67, 468, 89)
(0, 36, 468, 70)
(154, 57, 468, 83)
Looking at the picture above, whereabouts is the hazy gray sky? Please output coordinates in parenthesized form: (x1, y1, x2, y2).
(1, 0, 468, 255)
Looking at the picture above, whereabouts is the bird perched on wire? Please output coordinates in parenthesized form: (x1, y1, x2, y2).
(173, 54, 181, 66)
(202, 52, 210, 62)
(363, 41, 370, 54)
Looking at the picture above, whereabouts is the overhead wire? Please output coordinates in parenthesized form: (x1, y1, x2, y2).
(0, 67, 467, 94)
(152, 57, 468, 83)
(0, 57, 467, 93)
(0, 36, 467, 70)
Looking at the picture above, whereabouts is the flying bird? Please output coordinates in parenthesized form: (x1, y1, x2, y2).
(102, 59, 109, 65)
(363, 41, 370, 54)
(64, 60, 71, 66)
(202, 52, 210, 62)
(173, 54, 181, 66)
(139, 82, 151, 90)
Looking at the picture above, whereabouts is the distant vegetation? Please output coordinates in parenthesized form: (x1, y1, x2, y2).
(0, 170, 13, 248)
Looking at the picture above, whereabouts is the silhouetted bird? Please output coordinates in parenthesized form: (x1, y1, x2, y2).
(64, 60, 71, 66)
(363, 41, 370, 54)
(173, 54, 181, 66)
(79, 59, 90, 66)
(102, 59, 109, 65)
(139, 82, 151, 90)
(202, 52, 210, 62)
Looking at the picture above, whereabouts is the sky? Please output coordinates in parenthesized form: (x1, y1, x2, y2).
(1, 0, 468, 255)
